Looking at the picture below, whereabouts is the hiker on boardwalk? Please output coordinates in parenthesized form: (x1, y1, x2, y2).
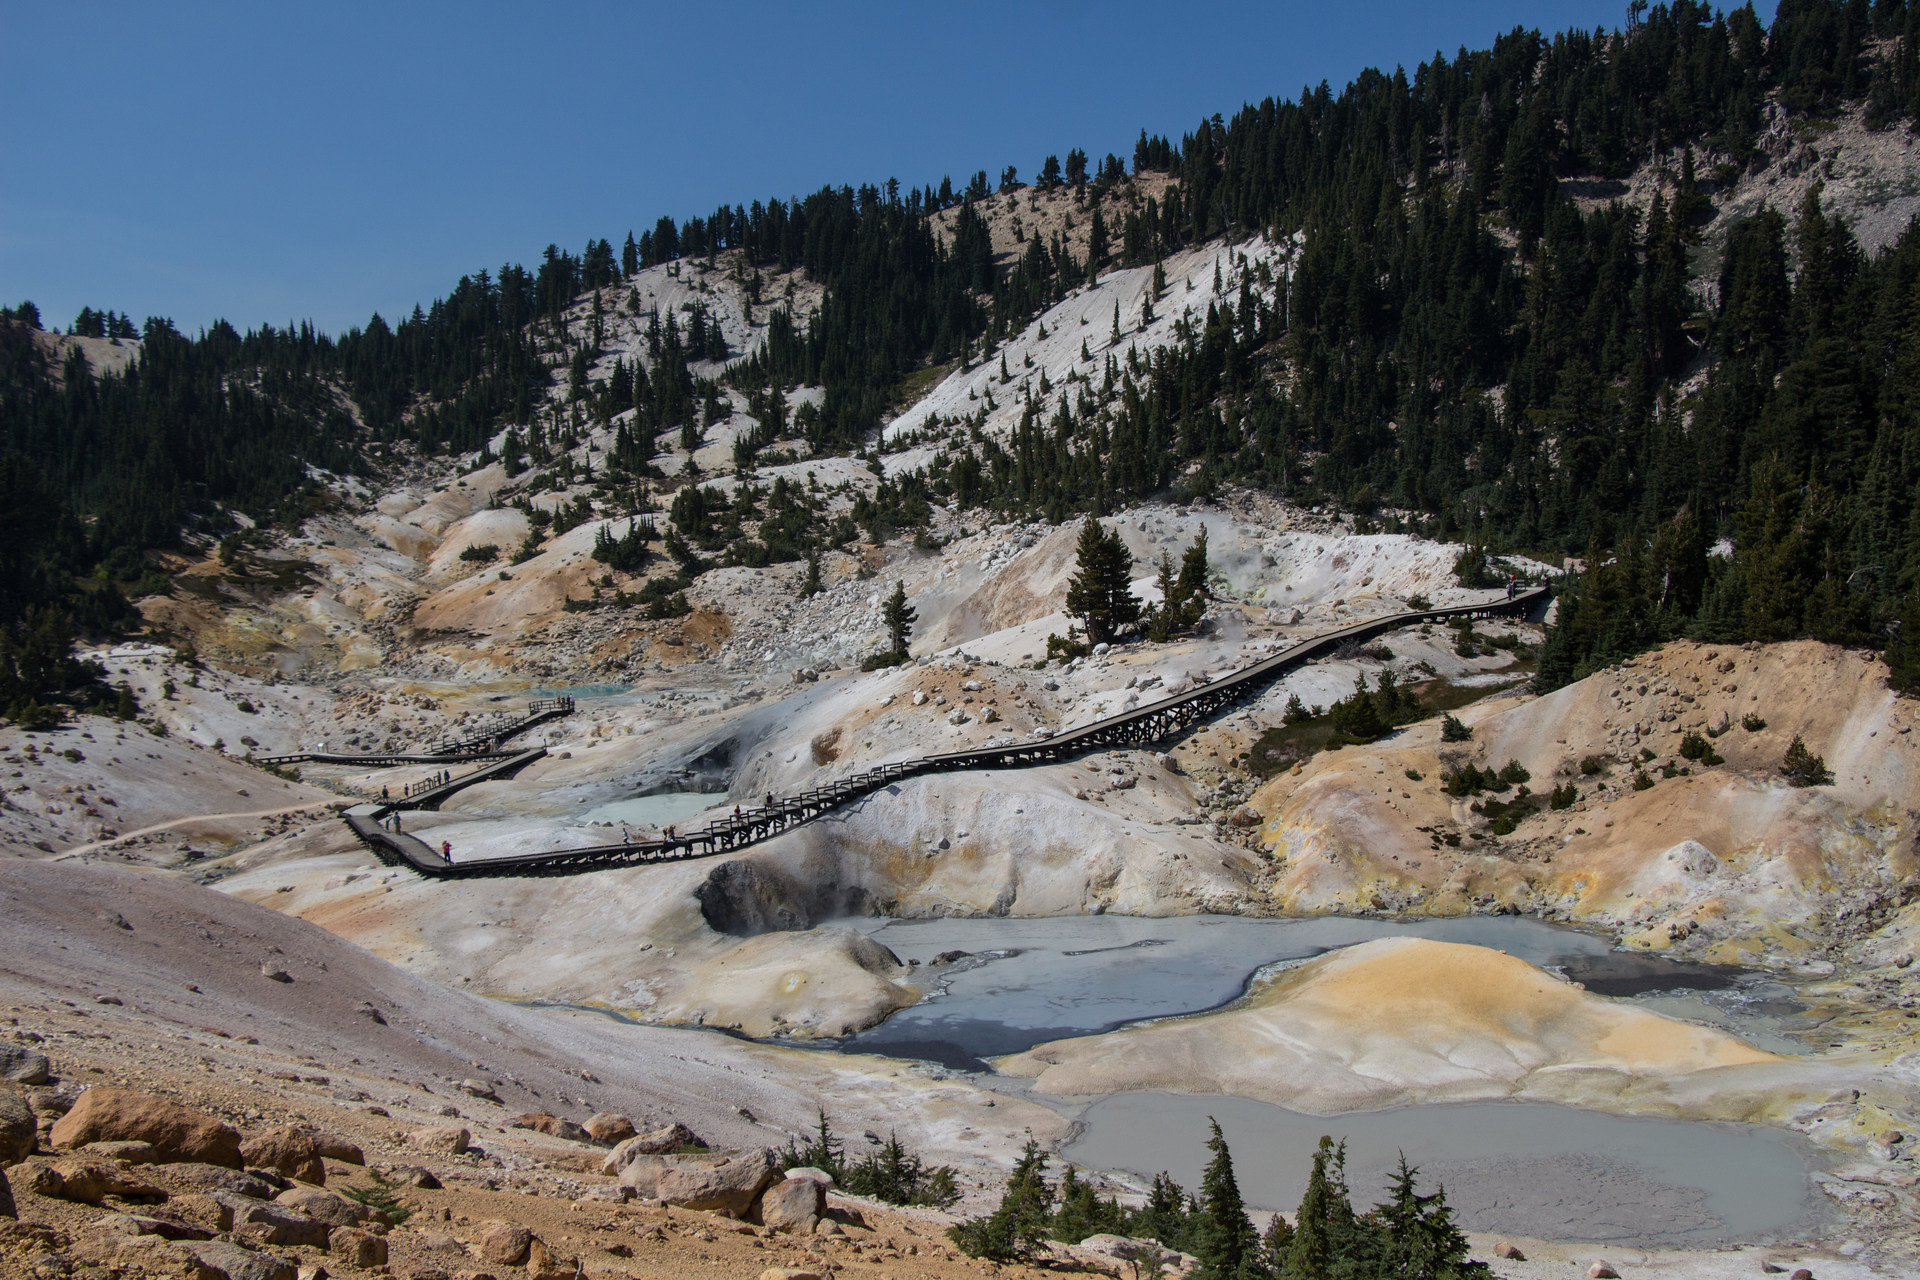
(441, 840, 452, 862)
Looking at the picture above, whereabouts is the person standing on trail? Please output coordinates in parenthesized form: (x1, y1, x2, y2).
(441, 840, 452, 862)
(381, 785, 389, 800)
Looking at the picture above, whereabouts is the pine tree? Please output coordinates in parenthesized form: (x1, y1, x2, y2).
(884, 580, 916, 657)
(1175, 529, 1211, 625)
(1191, 1119, 1260, 1280)
(949, 1137, 1053, 1260)
(1374, 1155, 1491, 1280)
(800, 549, 823, 598)
(1283, 1137, 1355, 1280)
(1064, 517, 1140, 644)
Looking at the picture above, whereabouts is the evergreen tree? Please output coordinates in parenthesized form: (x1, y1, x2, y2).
(1064, 517, 1140, 644)
(1175, 529, 1211, 625)
(1283, 1137, 1356, 1280)
(1374, 1156, 1491, 1280)
(884, 580, 916, 657)
(949, 1137, 1053, 1261)
(1191, 1119, 1261, 1280)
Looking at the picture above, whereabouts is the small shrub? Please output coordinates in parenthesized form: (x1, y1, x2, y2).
(1631, 770, 1655, 791)
(234, 699, 255, 714)
(1440, 714, 1472, 742)
(1742, 712, 1768, 732)
(1283, 693, 1314, 725)
(1639, 747, 1656, 762)
(861, 651, 909, 671)
(1404, 768, 1423, 782)
(458, 543, 499, 563)
(1046, 631, 1090, 662)
(1497, 759, 1531, 786)
(1405, 594, 1433, 611)
(1781, 735, 1832, 787)
(1579, 754, 1607, 776)
(1679, 731, 1723, 766)
(1548, 782, 1577, 809)
(342, 1170, 414, 1225)
(62, 748, 83, 763)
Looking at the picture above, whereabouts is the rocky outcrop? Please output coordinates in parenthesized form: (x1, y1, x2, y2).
(50, 1088, 242, 1168)
(602, 1122, 705, 1175)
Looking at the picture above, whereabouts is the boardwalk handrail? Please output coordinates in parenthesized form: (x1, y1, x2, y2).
(260, 696, 574, 766)
(336, 588, 1547, 879)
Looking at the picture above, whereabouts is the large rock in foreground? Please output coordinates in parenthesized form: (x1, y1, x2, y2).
(50, 1089, 242, 1168)
(618, 1147, 777, 1216)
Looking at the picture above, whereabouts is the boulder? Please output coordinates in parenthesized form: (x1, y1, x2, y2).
(0, 1046, 49, 1086)
(329, 1225, 387, 1268)
(584, 1112, 636, 1145)
(43, 1156, 168, 1204)
(380, 1163, 440, 1189)
(508, 1112, 592, 1143)
(239, 1126, 325, 1185)
(310, 1132, 363, 1165)
(50, 1088, 243, 1168)
(188, 1239, 298, 1280)
(82, 1211, 213, 1242)
(783, 1166, 836, 1188)
(226, 1198, 329, 1249)
(1493, 1241, 1526, 1260)
(1588, 1264, 1619, 1280)
(760, 1271, 827, 1280)
(274, 1185, 373, 1228)
(82, 1140, 157, 1164)
(73, 1232, 207, 1277)
(457, 1078, 499, 1102)
(620, 1147, 777, 1216)
(756, 1175, 824, 1234)
(155, 1162, 278, 1200)
(601, 1121, 704, 1174)
(0, 1092, 34, 1164)
(477, 1221, 533, 1265)
(528, 1237, 580, 1280)
(406, 1125, 469, 1155)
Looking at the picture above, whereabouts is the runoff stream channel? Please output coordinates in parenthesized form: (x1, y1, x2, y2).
(815, 913, 1823, 1246)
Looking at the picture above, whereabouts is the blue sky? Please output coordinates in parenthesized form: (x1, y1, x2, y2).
(1, 2, 1772, 337)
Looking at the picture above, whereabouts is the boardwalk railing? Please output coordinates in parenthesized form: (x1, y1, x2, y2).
(337, 588, 1548, 880)
(259, 696, 574, 766)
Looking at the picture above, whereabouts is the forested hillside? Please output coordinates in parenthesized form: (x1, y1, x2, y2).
(7, 0, 1920, 715)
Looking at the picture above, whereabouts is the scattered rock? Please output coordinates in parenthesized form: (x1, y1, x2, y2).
(583, 1112, 635, 1145)
(0, 1166, 11, 1218)
(1493, 1241, 1525, 1260)
(1789, 1271, 1813, 1280)
(50, 1088, 243, 1168)
(406, 1126, 469, 1156)
(783, 1166, 835, 1187)
(82, 1211, 212, 1242)
(756, 1174, 825, 1233)
(1229, 805, 1262, 827)
(476, 1221, 533, 1266)
(946, 708, 969, 725)
(0, 1046, 49, 1085)
(353, 1002, 386, 1025)
(240, 1126, 326, 1185)
(329, 1225, 386, 1268)
(456, 1079, 498, 1102)
(760, 1270, 826, 1280)
(1588, 1264, 1619, 1279)
(260, 964, 291, 983)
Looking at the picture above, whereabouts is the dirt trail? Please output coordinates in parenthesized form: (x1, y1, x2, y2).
(53, 800, 347, 858)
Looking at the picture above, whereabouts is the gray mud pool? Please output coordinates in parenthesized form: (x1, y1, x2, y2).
(843, 913, 1804, 1069)
(1065, 1093, 1815, 1246)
